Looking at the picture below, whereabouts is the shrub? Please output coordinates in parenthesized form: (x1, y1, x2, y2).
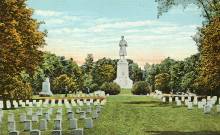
(132, 81, 150, 95)
(100, 82, 121, 95)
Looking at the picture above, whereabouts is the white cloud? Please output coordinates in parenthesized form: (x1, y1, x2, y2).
(34, 9, 62, 17)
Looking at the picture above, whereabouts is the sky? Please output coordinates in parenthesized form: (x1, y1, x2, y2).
(27, 0, 203, 67)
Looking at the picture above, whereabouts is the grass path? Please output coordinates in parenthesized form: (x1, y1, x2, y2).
(86, 90, 220, 135)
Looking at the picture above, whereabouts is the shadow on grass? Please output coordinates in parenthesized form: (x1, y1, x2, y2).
(145, 131, 220, 135)
(122, 101, 171, 108)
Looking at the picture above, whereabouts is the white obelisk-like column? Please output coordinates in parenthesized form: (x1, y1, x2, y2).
(114, 36, 133, 89)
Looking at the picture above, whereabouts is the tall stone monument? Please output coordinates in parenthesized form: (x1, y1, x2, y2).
(39, 77, 53, 96)
(114, 36, 133, 89)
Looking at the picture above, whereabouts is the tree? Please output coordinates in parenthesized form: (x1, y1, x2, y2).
(52, 74, 77, 94)
(129, 63, 144, 83)
(0, 0, 46, 99)
(197, 17, 220, 95)
(82, 54, 94, 74)
(91, 58, 116, 87)
(156, 0, 220, 22)
(155, 73, 170, 93)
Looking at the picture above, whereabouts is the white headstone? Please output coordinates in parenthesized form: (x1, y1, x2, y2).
(69, 118, 78, 129)
(39, 119, 47, 131)
(85, 118, 93, 128)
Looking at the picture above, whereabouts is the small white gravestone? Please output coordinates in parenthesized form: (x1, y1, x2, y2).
(175, 97, 179, 102)
(67, 112, 74, 120)
(193, 96, 198, 105)
(13, 101, 18, 108)
(24, 120, 32, 131)
(187, 102, 193, 110)
(20, 113, 26, 122)
(86, 106, 92, 113)
(8, 113, 15, 122)
(54, 119, 62, 130)
(216, 105, 220, 113)
(185, 99, 189, 106)
(58, 100, 62, 107)
(181, 96, 185, 102)
(56, 114, 62, 120)
(162, 97, 166, 103)
(36, 108, 43, 116)
(39, 77, 53, 96)
(207, 100, 213, 108)
(6, 100, 11, 109)
(92, 110, 99, 119)
(169, 97, 172, 103)
(76, 107, 81, 114)
(30, 130, 41, 135)
(45, 113, 50, 121)
(8, 121, 16, 132)
(71, 100, 77, 106)
(39, 119, 47, 131)
(57, 108, 63, 114)
(79, 111, 86, 119)
(188, 96, 191, 102)
(207, 96, 211, 100)
(0, 101, 4, 109)
(198, 101, 203, 109)
(204, 104, 211, 114)
(96, 106, 101, 113)
(72, 128, 84, 135)
(85, 118, 93, 128)
(32, 114, 39, 122)
(176, 100, 181, 106)
(70, 118, 78, 129)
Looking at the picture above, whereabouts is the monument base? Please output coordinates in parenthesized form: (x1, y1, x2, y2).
(114, 59, 133, 89)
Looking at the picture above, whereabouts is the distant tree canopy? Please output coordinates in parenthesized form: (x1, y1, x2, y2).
(0, 0, 46, 99)
(155, 0, 220, 96)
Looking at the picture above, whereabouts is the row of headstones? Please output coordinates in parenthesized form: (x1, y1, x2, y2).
(5, 105, 102, 135)
(160, 95, 220, 114)
(0, 98, 107, 109)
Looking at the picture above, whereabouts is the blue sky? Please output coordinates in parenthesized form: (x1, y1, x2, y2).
(28, 0, 203, 67)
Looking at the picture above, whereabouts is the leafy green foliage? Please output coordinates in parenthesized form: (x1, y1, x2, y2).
(100, 82, 121, 95)
(155, 73, 170, 93)
(52, 74, 77, 94)
(129, 63, 144, 82)
(132, 81, 150, 95)
(0, 0, 46, 99)
(91, 58, 117, 87)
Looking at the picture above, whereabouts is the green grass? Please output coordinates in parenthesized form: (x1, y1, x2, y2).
(2, 91, 220, 135)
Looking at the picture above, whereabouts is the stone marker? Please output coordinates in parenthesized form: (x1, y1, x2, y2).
(67, 112, 74, 120)
(30, 130, 41, 135)
(39, 119, 47, 131)
(85, 118, 93, 128)
(24, 120, 32, 131)
(92, 110, 99, 119)
(20, 113, 26, 122)
(198, 101, 203, 109)
(45, 112, 50, 121)
(216, 105, 220, 113)
(72, 128, 84, 135)
(168, 97, 172, 103)
(56, 114, 62, 120)
(54, 119, 62, 130)
(8, 113, 15, 122)
(204, 104, 211, 114)
(76, 107, 81, 114)
(32, 114, 39, 122)
(187, 102, 193, 110)
(188, 96, 191, 102)
(86, 106, 92, 113)
(162, 97, 166, 103)
(79, 111, 86, 119)
(176, 100, 181, 106)
(193, 97, 198, 105)
(181, 96, 185, 102)
(8, 121, 16, 132)
(69, 118, 78, 129)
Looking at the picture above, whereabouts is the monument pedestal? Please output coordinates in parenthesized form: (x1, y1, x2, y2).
(114, 59, 133, 89)
(39, 78, 53, 96)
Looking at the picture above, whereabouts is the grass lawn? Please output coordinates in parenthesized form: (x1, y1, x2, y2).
(86, 89, 220, 135)
(2, 90, 220, 135)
